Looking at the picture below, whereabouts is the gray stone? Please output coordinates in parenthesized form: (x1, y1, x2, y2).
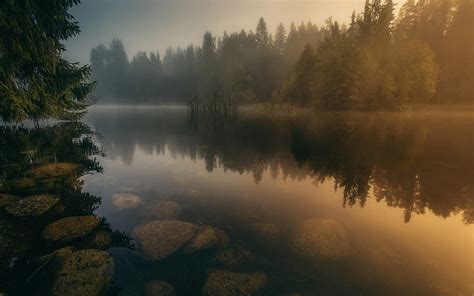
(148, 201, 181, 220)
(5, 194, 59, 217)
(184, 225, 218, 254)
(202, 270, 267, 296)
(144, 281, 176, 296)
(290, 219, 350, 260)
(112, 193, 142, 209)
(215, 247, 254, 268)
(52, 249, 114, 296)
(42, 216, 101, 243)
(131, 220, 196, 260)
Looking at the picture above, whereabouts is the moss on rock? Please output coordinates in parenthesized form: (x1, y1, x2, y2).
(202, 270, 266, 296)
(52, 249, 114, 296)
(42, 216, 101, 243)
(5, 194, 59, 217)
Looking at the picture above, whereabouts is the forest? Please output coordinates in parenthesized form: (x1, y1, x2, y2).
(90, 0, 473, 110)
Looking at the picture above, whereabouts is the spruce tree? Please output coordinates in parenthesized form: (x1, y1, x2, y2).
(256, 17, 270, 49)
(0, 0, 95, 123)
(274, 23, 287, 55)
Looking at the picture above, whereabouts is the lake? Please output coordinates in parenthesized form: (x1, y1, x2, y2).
(1, 106, 473, 295)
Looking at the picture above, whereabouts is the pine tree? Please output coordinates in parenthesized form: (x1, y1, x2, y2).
(256, 17, 270, 49)
(274, 23, 287, 55)
(0, 0, 95, 122)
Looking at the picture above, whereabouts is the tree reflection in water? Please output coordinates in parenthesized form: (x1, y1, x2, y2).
(89, 108, 473, 225)
(0, 122, 130, 295)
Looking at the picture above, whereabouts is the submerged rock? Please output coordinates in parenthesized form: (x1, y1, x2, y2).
(0, 194, 20, 208)
(131, 220, 196, 260)
(52, 249, 114, 296)
(40, 246, 76, 264)
(112, 193, 142, 209)
(144, 281, 176, 296)
(4, 177, 36, 191)
(202, 270, 267, 296)
(214, 228, 231, 248)
(290, 219, 350, 260)
(184, 225, 218, 254)
(42, 216, 101, 243)
(215, 247, 254, 268)
(148, 201, 181, 220)
(5, 194, 59, 217)
(89, 231, 113, 250)
(27, 162, 82, 178)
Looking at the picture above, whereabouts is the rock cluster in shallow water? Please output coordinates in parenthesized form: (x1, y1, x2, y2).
(42, 216, 101, 243)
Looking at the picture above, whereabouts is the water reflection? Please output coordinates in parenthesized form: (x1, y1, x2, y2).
(87, 107, 473, 224)
(0, 123, 129, 295)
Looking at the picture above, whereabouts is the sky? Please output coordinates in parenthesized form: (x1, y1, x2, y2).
(65, 0, 368, 64)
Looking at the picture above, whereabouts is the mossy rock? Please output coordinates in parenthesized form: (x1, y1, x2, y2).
(215, 247, 254, 268)
(27, 162, 82, 179)
(131, 220, 196, 260)
(144, 281, 176, 296)
(40, 246, 76, 268)
(0, 194, 20, 208)
(184, 225, 218, 254)
(290, 219, 350, 260)
(148, 201, 181, 220)
(52, 249, 114, 296)
(5, 194, 59, 217)
(202, 270, 267, 296)
(214, 227, 231, 248)
(42, 216, 101, 243)
(4, 177, 36, 191)
(112, 193, 142, 209)
(88, 231, 113, 250)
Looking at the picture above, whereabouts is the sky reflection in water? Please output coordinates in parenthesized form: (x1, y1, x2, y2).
(80, 106, 473, 295)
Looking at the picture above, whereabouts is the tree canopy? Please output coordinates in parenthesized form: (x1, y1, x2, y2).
(0, 0, 94, 123)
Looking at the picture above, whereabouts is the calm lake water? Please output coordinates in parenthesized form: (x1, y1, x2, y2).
(1, 106, 473, 295)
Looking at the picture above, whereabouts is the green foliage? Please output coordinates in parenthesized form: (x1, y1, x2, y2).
(88, 1, 471, 108)
(285, 0, 442, 110)
(0, 0, 95, 123)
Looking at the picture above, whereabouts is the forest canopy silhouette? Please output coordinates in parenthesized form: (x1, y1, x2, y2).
(90, 0, 473, 110)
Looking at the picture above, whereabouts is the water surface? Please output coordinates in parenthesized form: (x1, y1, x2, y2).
(1, 106, 473, 295)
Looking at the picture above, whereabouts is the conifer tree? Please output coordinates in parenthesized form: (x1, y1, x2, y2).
(256, 17, 270, 49)
(0, 0, 95, 122)
(274, 23, 287, 55)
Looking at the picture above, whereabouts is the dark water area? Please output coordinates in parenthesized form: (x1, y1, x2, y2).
(1, 106, 473, 295)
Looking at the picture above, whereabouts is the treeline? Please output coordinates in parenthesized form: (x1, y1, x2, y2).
(90, 17, 322, 104)
(90, 0, 473, 109)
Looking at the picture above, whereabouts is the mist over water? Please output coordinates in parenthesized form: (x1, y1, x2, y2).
(78, 106, 473, 295)
(2, 0, 473, 294)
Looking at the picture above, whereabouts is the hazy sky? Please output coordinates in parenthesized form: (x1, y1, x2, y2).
(66, 0, 368, 64)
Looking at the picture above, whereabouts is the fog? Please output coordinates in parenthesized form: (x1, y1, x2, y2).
(65, 0, 365, 64)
